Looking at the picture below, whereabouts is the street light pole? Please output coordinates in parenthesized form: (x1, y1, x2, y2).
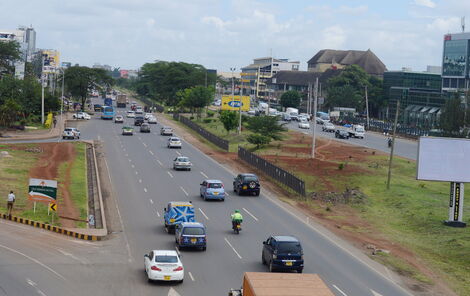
(311, 78, 318, 159)
(365, 85, 370, 128)
(238, 72, 242, 134)
(41, 55, 45, 125)
(386, 100, 400, 190)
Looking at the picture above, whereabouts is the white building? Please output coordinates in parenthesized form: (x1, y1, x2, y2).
(241, 57, 300, 100)
(0, 26, 36, 79)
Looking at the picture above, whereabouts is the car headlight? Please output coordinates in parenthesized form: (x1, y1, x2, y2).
(273, 255, 277, 259)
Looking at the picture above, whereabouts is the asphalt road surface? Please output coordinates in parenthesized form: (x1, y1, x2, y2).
(0, 102, 416, 296)
(285, 120, 418, 160)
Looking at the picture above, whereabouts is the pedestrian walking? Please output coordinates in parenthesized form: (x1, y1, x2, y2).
(7, 191, 15, 217)
(53, 117, 57, 128)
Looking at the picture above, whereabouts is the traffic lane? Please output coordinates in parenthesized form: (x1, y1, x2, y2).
(131, 123, 409, 296)
(286, 121, 418, 160)
(106, 122, 249, 295)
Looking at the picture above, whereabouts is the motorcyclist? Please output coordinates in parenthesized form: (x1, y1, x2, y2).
(387, 137, 392, 147)
(231, 210, 243, 230)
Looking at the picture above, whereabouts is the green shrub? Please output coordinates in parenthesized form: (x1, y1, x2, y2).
(247, 133, 271, 149)
(338, 163, 345, 170)
(203, 118, 212, 123)
(206, 110, 215, 117)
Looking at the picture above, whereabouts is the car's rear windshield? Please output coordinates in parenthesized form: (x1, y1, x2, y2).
(243, 176, 258, 182)
(208, 183, 222, 189)
(177, 157, 189, 162)
(171, 138, 180, 141)
(183, 227, 205, 235)
(155, 255, 178, 263)
(277, 242, 302, 253)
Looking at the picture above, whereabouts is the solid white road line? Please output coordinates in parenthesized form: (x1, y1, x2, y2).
(180, 186, 189, 196)
(224, 237, 242, 259)
(149, 199, 153, 204)
(333, 285, 348, 296)
(167, 171, 174, 178)
(0, 243, 66, 280)
(198, 208, 209, 220)
(242, 208, 259, 221)
(188, 271, 195, 282)
(144, 188, 147, 193)
(149, 150, 154, 155)
(200, 171, 209, 178)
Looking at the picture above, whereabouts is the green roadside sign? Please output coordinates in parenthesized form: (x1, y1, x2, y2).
(28, 178, 57, 203)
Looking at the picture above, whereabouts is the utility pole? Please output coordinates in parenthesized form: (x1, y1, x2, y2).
(365, 85, 370, 128)
(41, 55, 45, 125)
(307, 83, 311, 115)
(60, 68, 65, 116)
(238, 73, 243, 134)
(311, 78, 318, 158)
(386, 100, 400, 190)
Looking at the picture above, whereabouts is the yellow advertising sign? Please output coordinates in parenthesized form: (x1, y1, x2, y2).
(221, 96, 250, 111)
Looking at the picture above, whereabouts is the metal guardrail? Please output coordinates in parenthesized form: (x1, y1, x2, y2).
(238, 146, 306, 196)
(173, 113, 229, 151)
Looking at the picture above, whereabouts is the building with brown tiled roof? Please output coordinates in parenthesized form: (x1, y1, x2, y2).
(307, 49, 387, 78)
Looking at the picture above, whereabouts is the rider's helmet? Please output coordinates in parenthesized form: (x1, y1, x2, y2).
(234, 209, 240, 213)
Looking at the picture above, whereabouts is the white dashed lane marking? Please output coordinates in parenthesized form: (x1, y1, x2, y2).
(243, 208, 259, 221)
(200, 171, 209, 178)
(167, 171, 174, 178)
(224, 237, 242, 259)
(198, 208, 209, 220)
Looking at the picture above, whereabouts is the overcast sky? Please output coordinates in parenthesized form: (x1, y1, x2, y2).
(1, 0, 468, 72)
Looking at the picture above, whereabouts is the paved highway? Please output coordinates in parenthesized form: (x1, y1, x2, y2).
(0, 102, 415, 296)
(285, 120, 418, 160)
(71, 100, 414, 296)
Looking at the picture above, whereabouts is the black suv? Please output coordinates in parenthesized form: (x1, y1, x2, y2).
(262, 235, 304, 273)
(233, 173, 260, 196)
(134, 116, 144, 126)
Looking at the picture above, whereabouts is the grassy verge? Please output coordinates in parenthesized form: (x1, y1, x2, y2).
(0, 143, 89, 228)
(57, 142, 88, 228)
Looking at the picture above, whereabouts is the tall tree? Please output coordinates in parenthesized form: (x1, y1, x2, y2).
(280, 90, 301, 109)
(440, 97, 464, 134)
(0, 41, 21, 77)
(64, 66, 113, 110)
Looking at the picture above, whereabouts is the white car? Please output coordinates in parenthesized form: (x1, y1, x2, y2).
(72, 112, 91, 120)
(173, 156, 192, 171)
(322, 122, 335, 132)
(298, 120, 310, 129)
(144, 250, 184, 283)
(144, 113, 153, 120)
(135, 107, 143, 114)
(148, 116, 157, 124)
(62, 127, 80, 139)
(168, 137, 182, 149)
(126, 111, 136, 118)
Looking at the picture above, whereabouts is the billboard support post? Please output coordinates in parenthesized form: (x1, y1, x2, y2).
(444, 182, 466, 227)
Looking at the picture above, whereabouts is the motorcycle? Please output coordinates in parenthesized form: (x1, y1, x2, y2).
(387, 138, 392, 148)
(232, 220, 242, 234)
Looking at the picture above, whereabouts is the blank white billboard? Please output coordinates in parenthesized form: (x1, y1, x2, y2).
(417, 137, 470, 182)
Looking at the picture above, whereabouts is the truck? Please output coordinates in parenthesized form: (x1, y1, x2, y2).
(116, 94, 127, 108)
(229, 272, 334, 296)
(347, 124, 365, 139)
(163, 201, 195, 233)
(286, 107, 299, 121)
(104, 97, 113, 107)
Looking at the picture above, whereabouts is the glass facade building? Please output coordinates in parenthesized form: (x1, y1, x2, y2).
(442, 33, 470, 90)
(384, 71, 444, 128)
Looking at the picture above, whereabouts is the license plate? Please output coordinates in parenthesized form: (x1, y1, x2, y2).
(285, 261, 293, 266)
(243, 186, 247, 189)
(214, 192, 218, 195)
(164, 276, 171, 281)
(191, 238, 197, 243)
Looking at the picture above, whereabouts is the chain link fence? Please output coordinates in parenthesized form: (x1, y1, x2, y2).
(238, 146, 306, 196)
(173, 113, 229, 151)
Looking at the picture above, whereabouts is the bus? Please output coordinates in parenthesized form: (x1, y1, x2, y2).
(101, 106, 115, 120)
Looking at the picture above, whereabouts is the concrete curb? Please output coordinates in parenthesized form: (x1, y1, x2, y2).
(0, 213, 103, 241)
(92, 141, 107, 233)
(0, 113, 66, 142)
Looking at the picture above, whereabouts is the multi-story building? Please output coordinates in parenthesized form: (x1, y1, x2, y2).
(241, 57, 300, 101)
(384, 70, 444, 128)
(0, 26, 36, 79)
(442, 32, 470, 91)
(307, 49, 386, 78)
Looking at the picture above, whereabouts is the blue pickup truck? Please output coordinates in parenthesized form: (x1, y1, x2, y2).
(164, 201, 195, 233)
